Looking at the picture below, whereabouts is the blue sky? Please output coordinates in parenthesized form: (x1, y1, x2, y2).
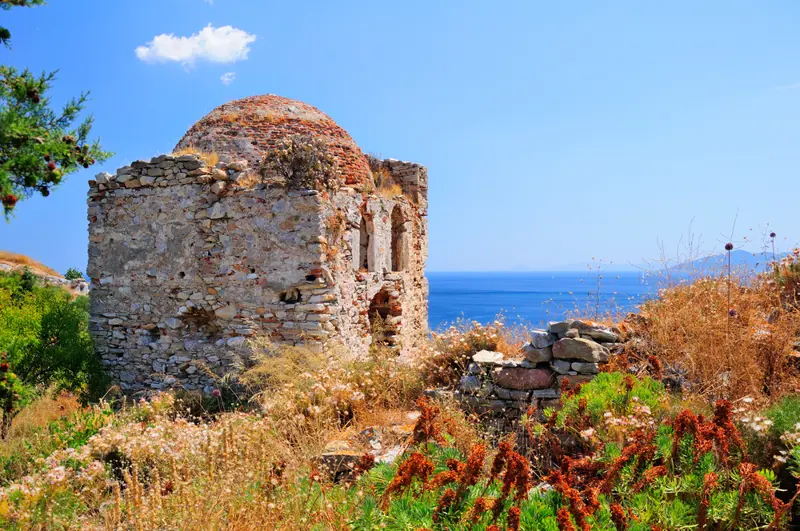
(2, 0, 800, 273)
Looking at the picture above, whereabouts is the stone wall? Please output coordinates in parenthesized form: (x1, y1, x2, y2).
(445, 320, 622, 427)
(87, 153, 428, 392)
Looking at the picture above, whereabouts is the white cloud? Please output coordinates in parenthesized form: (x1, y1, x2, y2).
(220, 72, 236, 86)
(135, 25, 256, 65)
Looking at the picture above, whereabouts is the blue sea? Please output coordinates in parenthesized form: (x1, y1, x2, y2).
(427, 271, 657, 331)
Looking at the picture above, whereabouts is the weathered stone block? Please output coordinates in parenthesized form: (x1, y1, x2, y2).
(523, 344, 552, 363)
(571, 362, 599, 375)
(494, 387, 531, 401)
(552, 338, 609, 363)
(551, 360, 572, 374)
(529, 329, 556, 349)
(491, 367, 555, 390)
(548, 320, 573, 334)
(572, 320, 619, 343)
(472, 350, 505, 365)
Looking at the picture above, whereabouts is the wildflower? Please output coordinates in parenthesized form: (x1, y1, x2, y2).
(725, 242, 734, 251)
(610, 503, 628, 531)
(556, 507, 577, 531)
(355, 452, 375, 476)
(489, 441, 512, 482)
(211, 389, 221, 398)
(383, 452, 434, 498)
(428, 470, 458, 489)
(410, 396, 443, 445)
(633, 465, 667, 492)
(470, 497, 490, 523)
(507, 506, 521, 531)
(432, 488, 456, 522)
(459, 444, 486, 487)
(697, 472, 718, 531)
(771, 232, 777, 239)
(729, 308, 737, 317)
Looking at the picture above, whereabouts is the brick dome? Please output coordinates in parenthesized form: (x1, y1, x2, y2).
(175, 95, 371, 186)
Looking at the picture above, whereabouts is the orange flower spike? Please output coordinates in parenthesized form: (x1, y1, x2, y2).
(411, 396, 444, 446)
(633, 465, 668, 493)
(460, 443, 486, 487)
(470, 497, 490, 523)
(384, 452, 434, 497)
(428, 470, 458, 489)
(610, 503, 628, 531)
(697, 472, 718, 531)
(433, 488, 456, 522)
(507, 506, 521, 531)
(556, 507, 577, 531)
(490, 441, 512, 483)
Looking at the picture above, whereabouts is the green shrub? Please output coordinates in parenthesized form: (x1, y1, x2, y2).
(765, 394, 800, 438)
(0, 271, 107, 437)
(63, 268, 83, 281)
(556, 372, 666, 429)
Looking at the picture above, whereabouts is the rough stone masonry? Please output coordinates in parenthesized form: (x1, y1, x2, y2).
(435, 319, 622, 430)
(86, 95, 428, 392)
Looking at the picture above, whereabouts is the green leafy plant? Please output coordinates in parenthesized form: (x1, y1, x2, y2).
(0, 271, 107, 437)
(63, 268, 83, 281)
(1, 1, 111, 217)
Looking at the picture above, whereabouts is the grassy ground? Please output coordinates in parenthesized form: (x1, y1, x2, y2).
(1, 254, 800, 529)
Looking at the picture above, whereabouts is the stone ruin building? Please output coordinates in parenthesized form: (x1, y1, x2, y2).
(86, 95, 428, 392)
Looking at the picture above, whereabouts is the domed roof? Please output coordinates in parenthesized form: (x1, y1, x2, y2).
(175, 94, 371, 186)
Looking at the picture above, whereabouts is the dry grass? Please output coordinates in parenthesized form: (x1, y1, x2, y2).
(0, 337, 458, 529)
(420, 318, 526, 388)
(372, 166, 404, 198)
(0, 392, 81, 461)
(0, 250, 61, 277)
(234, 171, 261, 189)
(172, 145, 220, 167)
(625, 264, 800, 401)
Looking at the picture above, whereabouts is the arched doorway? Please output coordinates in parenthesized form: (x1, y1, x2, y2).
(369, 289, 401, 347)
(391, 207, 407, 272)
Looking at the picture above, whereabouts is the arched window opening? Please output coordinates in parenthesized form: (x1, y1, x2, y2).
(358, 217, 370, 271)
(391, 207, 407, 272)
(369, 289, 401, 348)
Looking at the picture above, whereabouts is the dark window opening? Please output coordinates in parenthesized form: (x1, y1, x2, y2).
(359, 217, 370, 271)
(279, 288, 302, 304)
(391, 207, 407, 272)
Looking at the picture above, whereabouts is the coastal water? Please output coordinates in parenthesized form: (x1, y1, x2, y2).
(427, 271, 656, 331)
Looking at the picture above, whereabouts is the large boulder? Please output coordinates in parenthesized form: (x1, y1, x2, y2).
(552, 338, 609, 363)
(491, 367, 555, 390)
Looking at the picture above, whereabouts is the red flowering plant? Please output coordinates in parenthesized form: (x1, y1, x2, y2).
(0, 352, 24, 439)
(351, 373, 791, 530)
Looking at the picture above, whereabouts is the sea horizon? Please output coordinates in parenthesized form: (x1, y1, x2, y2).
(426, 270, 656, 331)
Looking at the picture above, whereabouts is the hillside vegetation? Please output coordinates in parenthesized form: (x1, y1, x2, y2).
(0, 252, 800, 529)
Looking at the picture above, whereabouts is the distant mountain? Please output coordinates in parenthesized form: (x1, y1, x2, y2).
(670, 250, 787, 274)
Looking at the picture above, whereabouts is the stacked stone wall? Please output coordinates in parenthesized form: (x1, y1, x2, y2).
(442, 320, 623, 429)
